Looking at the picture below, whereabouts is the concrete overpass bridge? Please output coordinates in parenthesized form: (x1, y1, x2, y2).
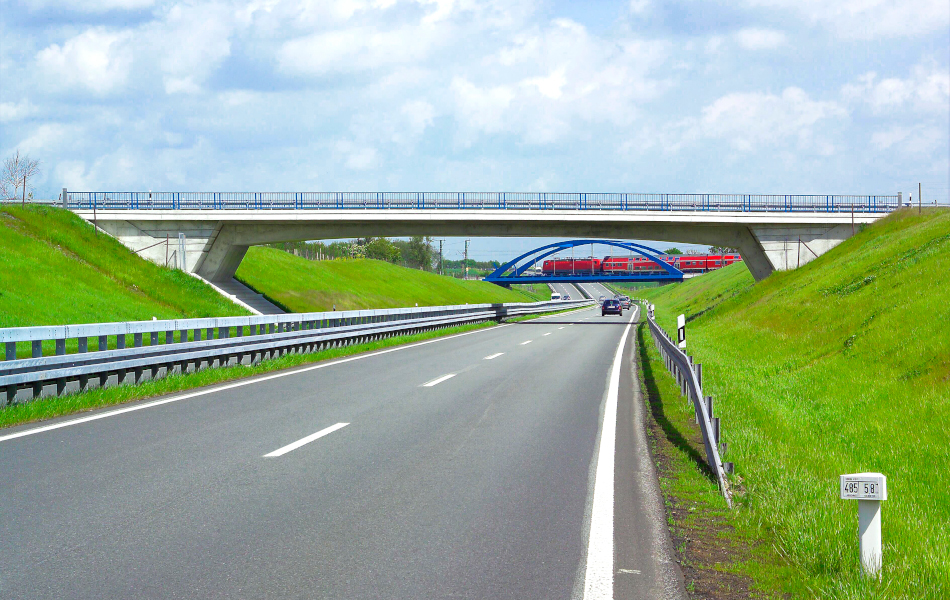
(64, 191, 898, 283)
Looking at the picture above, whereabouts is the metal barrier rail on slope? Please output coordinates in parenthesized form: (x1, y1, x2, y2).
(62, 191, 899, 213)
(0, 299, 594, 405)
(644, 303, 733, 507)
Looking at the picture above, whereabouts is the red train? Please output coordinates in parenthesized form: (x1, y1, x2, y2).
(542, 254, 742, 275)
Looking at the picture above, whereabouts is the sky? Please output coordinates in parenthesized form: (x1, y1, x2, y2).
(2, 0, 948, 261)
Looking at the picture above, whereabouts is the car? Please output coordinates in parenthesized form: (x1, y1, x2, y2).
(602, 299, 622, 316)
(598, 295, 606, 303)
(550, 292, 561, 301)
(619, 296, 631, 309)
(563, 294, 571, 300)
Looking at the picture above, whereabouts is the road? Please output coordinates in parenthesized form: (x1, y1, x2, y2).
(0, 305, 683, 600)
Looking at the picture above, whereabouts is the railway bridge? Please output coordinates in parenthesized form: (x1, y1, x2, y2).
(64, 191, 899, 283)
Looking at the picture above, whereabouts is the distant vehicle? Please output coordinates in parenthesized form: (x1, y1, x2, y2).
(551, 292, 561, 301)
(563, 294, 571, 300)
(602, 299, 622, 316)
(619, 296, 631, 309)
(598, 295, 606, 303)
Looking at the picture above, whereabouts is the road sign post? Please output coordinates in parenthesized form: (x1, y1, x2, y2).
(840, 473, 887, 577)
(677, 314, 686, 349)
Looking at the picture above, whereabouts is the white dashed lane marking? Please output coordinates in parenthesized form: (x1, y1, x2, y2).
(422, 373, 456, 387)
(264, 423, 349, 458)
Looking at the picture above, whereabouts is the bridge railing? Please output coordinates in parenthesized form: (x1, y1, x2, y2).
(63, 192, 899, 213)
(644, 302, 733, 507)
(0, 298, 594, 406)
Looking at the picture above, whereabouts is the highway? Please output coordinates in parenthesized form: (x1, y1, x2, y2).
(0, 304, 683, 599)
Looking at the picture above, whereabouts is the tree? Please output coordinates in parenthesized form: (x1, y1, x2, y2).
(395, 236, 435, 270)
(2, 150, 41, 206)
(663, 247, 683, 255)
(708, 245, 739, 255)
(364, 237, 402, 264)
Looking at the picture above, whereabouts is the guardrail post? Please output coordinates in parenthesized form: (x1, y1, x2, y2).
(32, 341, 42, 358)
(98, 335, 108, 351)
(6, 342, 16, 361)
(117, 335, 126, 350)
(78, 337, 87, 353)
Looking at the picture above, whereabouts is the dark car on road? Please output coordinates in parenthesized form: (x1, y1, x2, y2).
(602, 299, 622, 316)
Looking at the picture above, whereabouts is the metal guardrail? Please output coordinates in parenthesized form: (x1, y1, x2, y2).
(644, 302, 732, 507)
(62, 191, 899, 213)
(0, 300, 593, 406)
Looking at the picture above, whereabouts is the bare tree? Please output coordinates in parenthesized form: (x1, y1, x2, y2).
(2, 150, 41, 206)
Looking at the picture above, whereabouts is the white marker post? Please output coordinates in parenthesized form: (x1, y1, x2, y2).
(677, 314, 686, 349)
(840, 473, 887, 577)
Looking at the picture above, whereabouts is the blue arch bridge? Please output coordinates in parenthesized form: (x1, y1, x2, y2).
(484, 239, 684, 287)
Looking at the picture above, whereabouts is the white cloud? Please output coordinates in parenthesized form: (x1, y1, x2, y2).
(734, 28, 787, 50)
(21, 0, 155, 12)
(401, 99, 435, 135)
(36, 28, 133, 94)
(277, 24, 444, 76)
(683, 87, 847, 153)
(154, 2, 234, 94)
(451, 19, 669, 144)
(842, 61, 950, 113)
(745, 0, 950, 38)
(0, 100, 37, 123)
(871, 125, 945, 156)
(628, 0, 650, 15)
(335, 140, 379, 170)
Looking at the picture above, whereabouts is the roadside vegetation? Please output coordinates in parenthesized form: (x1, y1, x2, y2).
(0, 205, 248, 331)
(637, 208, 950, 598)
(236, 246, 548, 312)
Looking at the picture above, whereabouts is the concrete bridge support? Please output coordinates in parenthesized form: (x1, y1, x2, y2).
(84, 210, 881, 284)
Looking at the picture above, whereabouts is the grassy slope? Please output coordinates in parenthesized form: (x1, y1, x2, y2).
(236, 246, 547, 312)
(0, 205, 248, 330)
(639, 208, 950, 597)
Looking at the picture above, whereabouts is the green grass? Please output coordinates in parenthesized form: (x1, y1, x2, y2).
(638, 208, 950, 597)
(0, 205, 248, 330)
(236, 246, 547, 312)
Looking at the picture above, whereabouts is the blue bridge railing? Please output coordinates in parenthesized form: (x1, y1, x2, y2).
(65, 192, 899, 213)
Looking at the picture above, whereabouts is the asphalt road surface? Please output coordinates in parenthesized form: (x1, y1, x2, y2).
(0, 305, 683, 600)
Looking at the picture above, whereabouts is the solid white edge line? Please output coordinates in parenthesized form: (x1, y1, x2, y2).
(583, 307, 636, 600)
(0, 304, 594, 444)
(263, 422, 348, 458)
(422, 373, 456, 387)
(520, 340, 532, 345)
(483, 353, 505, 360)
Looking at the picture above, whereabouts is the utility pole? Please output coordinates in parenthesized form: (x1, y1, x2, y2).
(464, 239, 470, 280)
(438, 239, 444, 275)
(919, 182, 922, 214)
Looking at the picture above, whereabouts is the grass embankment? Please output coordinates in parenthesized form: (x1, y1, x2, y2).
(637, 209, 950, 598)
(236, 246, 548, 311)
(0, 205, 248, 331)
